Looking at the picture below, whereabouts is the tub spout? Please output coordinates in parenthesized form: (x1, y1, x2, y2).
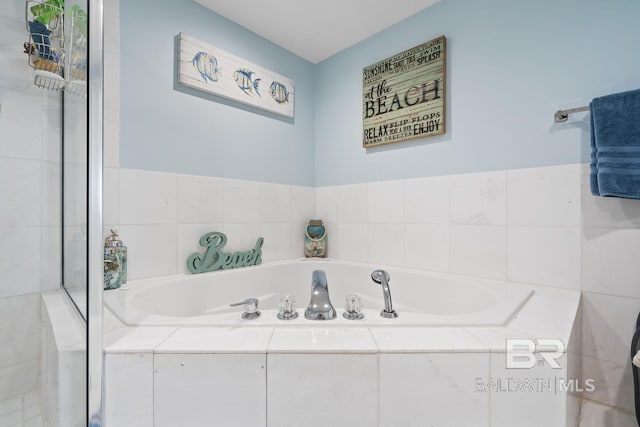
(304, 270, 337, 320)
(371, 269, 398, 319)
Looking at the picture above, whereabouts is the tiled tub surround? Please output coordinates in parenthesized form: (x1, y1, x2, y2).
(103, 168, 315, 280)
(316, 163, 582, 288)
(103, 162, 640, 425)
(103, 275, 579, 427)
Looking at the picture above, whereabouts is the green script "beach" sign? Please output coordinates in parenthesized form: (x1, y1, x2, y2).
(187, 231, 263, 274)
(363, 36, 446, 148)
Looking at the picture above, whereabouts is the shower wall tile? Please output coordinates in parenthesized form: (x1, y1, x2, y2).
(404, 224, 450, 272)
(0, 158, 43, 227)
(41, 227, 61, 292)
(450, 225, 506, 280)
(107, 169, 315, 279)
(581, 227, 640, 299)
(223, 179, 261, 223)
(367, 223, 405, 267)
(450, 170, 506, 225)
(507, 164, 580, 227)
(119, 169, 177, 225)
(223, 223, 261, 254)
(176, 175, 224, 224)
(260, 222, 292, 262)
(118, 224, 177, 280)
(290, 221, 306, 258)
(580, 354, 634, 413)
(405, 175, 450, 224)
(316, 164, 585, 288)
(0, 360, 39, 401)
(578, 399, 637, 427)
(289, 186, 315, 222)
(0, 90, 45, 161)
(315, 186, 338, 222)
(333, 222, 368, 262)
(580, 292, 640, 368)
(337, 183, 368, 222)
(0, 227, 42, 297)
(368, 180, 404, 223)
(507, 226, 580, 289)
(40, 162, 61, 229)
(0, 294, 40, 373)
(260, 183, 291, 223)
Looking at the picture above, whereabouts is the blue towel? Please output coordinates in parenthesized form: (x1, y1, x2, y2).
(28, 21, 53, 61)
(590, 88, 640, 199)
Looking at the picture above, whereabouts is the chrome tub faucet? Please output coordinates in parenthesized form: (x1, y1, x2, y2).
(371, 269, 398, 318)
(304, 270, 337, 320)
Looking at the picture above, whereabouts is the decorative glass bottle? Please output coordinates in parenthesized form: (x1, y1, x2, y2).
(105, 229, 127, 284)
(103, 246, 122, 290)
(304, 219, 327, 258)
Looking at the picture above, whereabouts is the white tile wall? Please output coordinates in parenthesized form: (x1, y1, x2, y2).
(105, 169, 316, 280)
(368, 180, 404, 223)
(224, 179, 261, 223)
(489, 353, 568, 427)
(105, 353, 154, 427)
(176, 174, 224, 224)
(450, 225, 506, 279)
(578, 399, 637, 427)
(451, 170, 506, 225)
(267, 354, 378, 427)
(405, 175, 450, 224)
(118, 224, 177, 280)
(316, 164, 587, 287)
(0, 294, 40, 401)
(155, 354, 266, 427)
(507, 164, 580, 227)
(379, 353, 490, 426)
(0, 391, 44, 427)
(508, 226, 580, 290)
(102, 154, 640, 424)
(578, 163, 640, 416)
(405, 223, 450, 272)
(581, 227, 640, 298)
(337, 183, 368, 222)
(119, 169, 177, 225)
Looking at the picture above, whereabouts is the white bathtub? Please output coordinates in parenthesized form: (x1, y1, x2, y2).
(104, 259, 533, 327)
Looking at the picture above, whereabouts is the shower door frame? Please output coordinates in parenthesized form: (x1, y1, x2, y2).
(87, 0, 104, 424)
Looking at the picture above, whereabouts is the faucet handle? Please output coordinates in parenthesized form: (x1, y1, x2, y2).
(277, 294, 299, 320)
(343, 294, 365, 320)
(229, 298, 260, 319)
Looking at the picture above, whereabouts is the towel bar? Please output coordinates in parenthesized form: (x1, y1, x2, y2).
(554, 105, 590, 123)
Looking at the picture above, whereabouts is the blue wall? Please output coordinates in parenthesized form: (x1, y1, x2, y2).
(120, 0, 316, 186)
(315, 0, 640, 185)
(121, 0, 640, 187)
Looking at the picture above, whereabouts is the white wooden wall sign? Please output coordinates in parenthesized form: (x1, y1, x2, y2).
(177, 33, 295, 118)
(362, 36, 446, 148)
